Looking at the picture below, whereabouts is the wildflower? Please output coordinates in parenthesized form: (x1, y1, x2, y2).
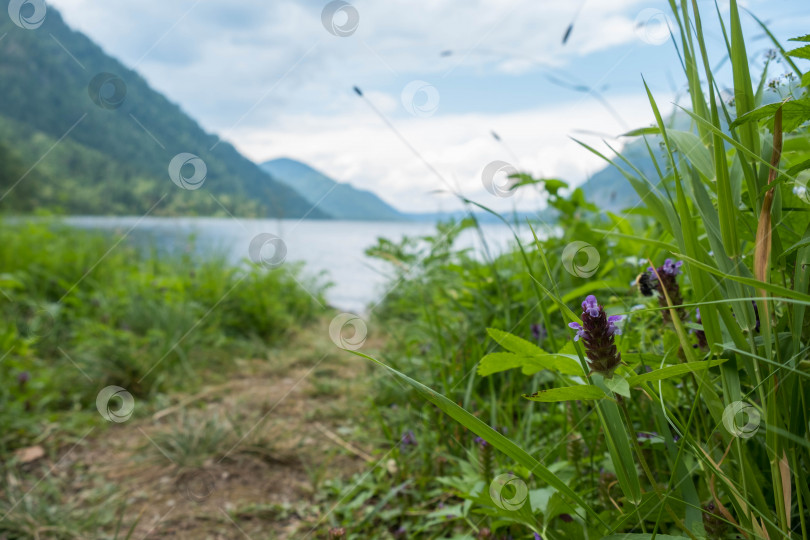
(702, 501, 727, 539)
(530, 323, 546, 342)
(641, 259, 686, 323)
(17, 371, 30, 389)
(399, 430, 417, 451)
(568, 295, 623, 377)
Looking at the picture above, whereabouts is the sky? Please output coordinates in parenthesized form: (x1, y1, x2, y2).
(47, 0, 810, 213)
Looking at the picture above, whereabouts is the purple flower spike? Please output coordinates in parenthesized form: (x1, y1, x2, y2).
(569, 295, 623, 377)
(644, 260, 686, 323)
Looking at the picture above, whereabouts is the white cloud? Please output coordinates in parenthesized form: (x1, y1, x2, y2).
(48, 0, 656, 130)
(233, 92, 674, 213)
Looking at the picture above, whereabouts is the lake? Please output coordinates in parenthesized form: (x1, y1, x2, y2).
(59, 216, 537, 314)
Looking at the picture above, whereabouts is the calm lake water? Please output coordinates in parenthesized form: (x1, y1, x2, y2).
(59, 217, 536, 313)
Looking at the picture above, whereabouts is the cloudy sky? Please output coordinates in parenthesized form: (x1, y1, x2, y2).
(48, 0, 809, 213)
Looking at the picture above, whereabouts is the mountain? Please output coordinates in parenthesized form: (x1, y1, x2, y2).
(260, 158, 406, 221)
(578, 138, 665, 213)
(0, 7, 327, 218)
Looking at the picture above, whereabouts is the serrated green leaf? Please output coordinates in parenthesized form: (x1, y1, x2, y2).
(788, 43, 810, 59)
(521, 354, 584, 376)
(604, 376, 631, 397)
(790, 34, 810, 42)
(477, 352, 527, 376)
(803, 72, 810, 87)
(486, 327, 546, 356)
(523, 385, 606, 402)
(478, 352, 583, 377)
(627, 358, 728, 387)
(731, 97, 810, 132)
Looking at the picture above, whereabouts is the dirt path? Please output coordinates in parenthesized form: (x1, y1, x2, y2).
(9, 320, 384, 539)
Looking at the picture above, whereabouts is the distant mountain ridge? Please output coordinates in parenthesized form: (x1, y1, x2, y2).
(0, 7, 327, 218)
(578, 138, 665, 213)
(261, 158, 406, 221)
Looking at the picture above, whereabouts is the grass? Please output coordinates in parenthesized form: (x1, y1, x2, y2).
(0, 218, 327, 454)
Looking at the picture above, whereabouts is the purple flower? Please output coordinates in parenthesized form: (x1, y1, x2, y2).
(662, 258, 683, 276)
(569, 295, 623, 377)
(399, 430, 417, 450)
(568, 321, 586, 341)
(582, 295, 600, 317)
(530, 323, 546, 342)
(474, 436, 488, 448)
(645, 260, 686, 323)
(692, 308, 708, 349)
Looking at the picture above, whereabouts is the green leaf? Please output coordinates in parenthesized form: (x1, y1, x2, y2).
(479, 351, 583, 377)
(803, 72, 810, 88)
(621, 126, 659, 137)
(523, 385, 606, 402)
(730, 96, 810, 132)
(520, 354, 584, 376)
(477, 352, 527, 376)
(790, 34, 810, 42)
(486, 328, 546, 356)
(627, 359, 728, 387)
(787, 43, 810, 60)
(604, 376, 631, 397)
